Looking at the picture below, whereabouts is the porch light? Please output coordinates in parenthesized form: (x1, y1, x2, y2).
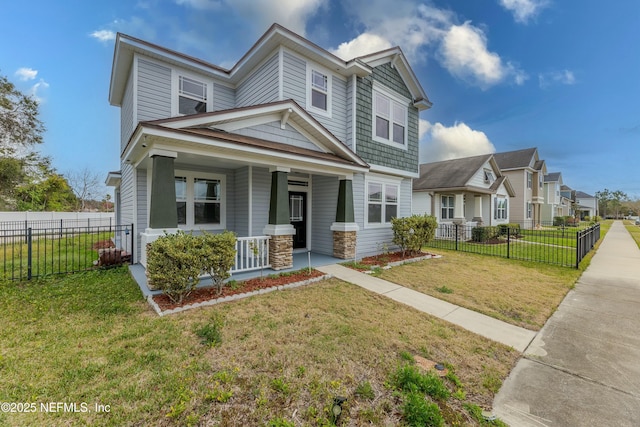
(331, 396, 347, 423)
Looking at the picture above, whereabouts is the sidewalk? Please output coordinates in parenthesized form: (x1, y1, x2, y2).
(493, 221, 640, 426)
(316, 264, 537, 352)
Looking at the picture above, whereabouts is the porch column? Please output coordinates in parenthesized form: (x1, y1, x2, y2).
(263, 167, 295, 270)
(472, 195, 483, 225)
(331, 177, 359, 259)
(141, 150, 178, 268)
(453, 193, 465, 224)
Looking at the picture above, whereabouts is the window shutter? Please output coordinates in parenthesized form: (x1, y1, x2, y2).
(494, 198, 497, 220)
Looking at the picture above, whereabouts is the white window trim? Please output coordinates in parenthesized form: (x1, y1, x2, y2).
(526, 171, 533, 189)
(526, 201, 533, 219)
(175, 169, 226, 230)
(495, 197, 508, 220)
(306, 63, 332, 118)
(441, 195, 455, 220)
(371, 82, 410, 150)
(364, 175, 401, 229)
(171, 69, 214, 117)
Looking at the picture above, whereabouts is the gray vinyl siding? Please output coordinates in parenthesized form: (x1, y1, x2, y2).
(121, 70, 134, 152)
(355, 63, 419, 174)
(234, 167, 249, 237)
(118, 163, 135, 260)
(282, 51, 306, 103)
(137, 58, 172, 122)
(213, 83, 235, 111)
(136, 168, 147, 261)
(237, 53, 279, 107)
(234, 122, 321, 152)
(345, 76, 355, 149)
(353, 173, 412, 258)
(311, 175, 338, 256)
(251, 167, 271, 235)
(308, 74, 348, 144)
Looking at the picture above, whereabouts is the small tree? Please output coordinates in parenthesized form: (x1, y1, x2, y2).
(391, 214, 438, 256)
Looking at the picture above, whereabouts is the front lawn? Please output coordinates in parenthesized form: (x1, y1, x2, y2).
(0, 267, 518, 426)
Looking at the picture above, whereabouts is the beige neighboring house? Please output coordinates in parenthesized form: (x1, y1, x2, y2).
(412, 154, 515, 238)
(493, 147, 547, 229)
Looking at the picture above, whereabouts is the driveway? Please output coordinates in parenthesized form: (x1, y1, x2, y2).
(494, 221, 640, 426)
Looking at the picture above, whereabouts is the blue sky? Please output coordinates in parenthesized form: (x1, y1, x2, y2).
(2, 0, 639, 198)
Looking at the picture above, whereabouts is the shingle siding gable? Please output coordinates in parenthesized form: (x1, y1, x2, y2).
(354, 63, 419, 174)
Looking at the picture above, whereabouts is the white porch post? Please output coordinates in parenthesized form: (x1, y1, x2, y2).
(473, 195, 483, 225)
(453, 193, 465, 224)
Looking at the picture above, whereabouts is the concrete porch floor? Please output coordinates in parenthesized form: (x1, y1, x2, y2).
(129, 251, 345, 298)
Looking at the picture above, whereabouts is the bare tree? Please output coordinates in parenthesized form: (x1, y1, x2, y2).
(65, 167, 103, 211)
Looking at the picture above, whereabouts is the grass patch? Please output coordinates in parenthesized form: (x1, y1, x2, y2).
(624, 220, 640, 249)
(377, 250, 583, 329)
(0, 267, 518, 426)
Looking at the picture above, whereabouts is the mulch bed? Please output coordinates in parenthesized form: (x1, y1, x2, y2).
(152, 269, 325, 311)
(359, 250, 436, 266)
(92, 240, 116, 249)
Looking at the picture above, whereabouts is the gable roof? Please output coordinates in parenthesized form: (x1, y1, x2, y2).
(493, 147, 538, 170)
(575, 191, 595, 199)
(544, 172, 562, 182)
(110, 23, 430, 110)
(413, 154, 515, 196)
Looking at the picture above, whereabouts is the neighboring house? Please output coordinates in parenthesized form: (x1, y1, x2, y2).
(574, 191, 598, 219)
(560, 184, 577, 217)
(412, 154, 515, 233)
(541, 172, 566, 223)
(493, 148, 547, 229)
(106, 24, 432, 271)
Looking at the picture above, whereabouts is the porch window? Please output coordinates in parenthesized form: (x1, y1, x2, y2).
(367, 182, 398, 224)
(495, 198, 508, 220)
(441, 195, 454, 220)
(174, 172, 224, 228)
(178, 75, 208, 115)
(374, 90, 407, 146)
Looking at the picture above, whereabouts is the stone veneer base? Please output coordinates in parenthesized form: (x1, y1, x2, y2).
(333, 230, 357, 259)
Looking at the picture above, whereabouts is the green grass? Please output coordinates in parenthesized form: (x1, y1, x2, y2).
(624, 220, 640, 249)
(0, 231, 118, 280)
(0, 267, 519, 426)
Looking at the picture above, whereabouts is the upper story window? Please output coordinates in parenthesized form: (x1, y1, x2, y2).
(179, 76, 208, 115)
(526, 172, 533, 189)
(484, 169, 495, 184)
(307, 66, 332, 117)
(372, 84, 408, 148)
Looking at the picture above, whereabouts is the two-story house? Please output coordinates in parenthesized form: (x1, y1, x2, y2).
(106, 24, 431, 273)
(493, 147, 547, 229)
(412, 154, 515, 235)
(574, 191, 598, 220)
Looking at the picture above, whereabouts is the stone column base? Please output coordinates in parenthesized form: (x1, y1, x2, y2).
(268, 234, 293, 270)
(333, 230, 357, 259)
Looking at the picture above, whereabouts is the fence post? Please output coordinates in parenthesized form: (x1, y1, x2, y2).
(576, 229, 581, 269)
(507, 226, 510, 259)
(24, 220, 28, 244)
(27, 227, 33, 280)
(455, 223, 459, 251)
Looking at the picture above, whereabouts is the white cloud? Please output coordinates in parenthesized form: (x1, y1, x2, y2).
(440, 22, 527, 88)
(331, 32, 392, 59)
(538, 69, 576, 88)
(332, 1, 525, 88)
(15, 67, 38, 81)
(498, 0, 549, 24)
(30, 79, 50, 104)
(419, 119, 496, 163)
(90, 30, 116, 42)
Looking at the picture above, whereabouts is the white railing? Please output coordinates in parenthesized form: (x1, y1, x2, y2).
(231, 236, 271, 273)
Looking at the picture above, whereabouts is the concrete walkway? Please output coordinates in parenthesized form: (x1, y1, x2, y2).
(316, 264, 537, 352)
(493, 221, 640, 426)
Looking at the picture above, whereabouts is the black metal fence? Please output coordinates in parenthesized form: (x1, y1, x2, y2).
(1, 223, 134, 281)
(425, 223, 601, 268)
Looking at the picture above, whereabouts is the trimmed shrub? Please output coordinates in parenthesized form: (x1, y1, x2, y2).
(553, 216, 566, 227)
(391, 214, 438, 256)
(201, 231, 237, 295)
(497, 223, 520, 237)
(146, 231, 203, 304)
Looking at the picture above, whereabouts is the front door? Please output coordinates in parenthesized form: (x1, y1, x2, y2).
(289, 191, 306, 249)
